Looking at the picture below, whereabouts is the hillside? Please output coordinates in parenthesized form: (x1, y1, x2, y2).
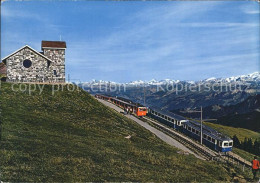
(0, 82, 239, 182)
(176, 94, 260, 118)
(102, 83, 256, 114)
(218, 111, 260, 132)
(174, 94, 260, 132)
(85, 72, 259, 111)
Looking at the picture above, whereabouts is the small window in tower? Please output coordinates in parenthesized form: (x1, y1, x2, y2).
(53, 70, 57, 76)
(23, 59, 32, 68)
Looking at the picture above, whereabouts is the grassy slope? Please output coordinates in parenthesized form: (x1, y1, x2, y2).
(204, 122, 260, 142)
(232, 148, 256, 162)
(0, 83, 237, 182)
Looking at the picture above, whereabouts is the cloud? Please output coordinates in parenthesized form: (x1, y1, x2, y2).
(245, 10, 260, 14)
(68, 4, 259, 69)
(241, 3, 260, 14)
(68, 3, 222, 60)
(2, 6, 41, 20)
(176, 22, 259, 28)
(2, 1, 259, 82)
(1, 4, 64, 58)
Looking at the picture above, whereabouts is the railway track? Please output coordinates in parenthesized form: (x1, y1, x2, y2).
(141, 116, 252, 171)
(96, 96, 252, 170)
(142, 116, 217, 160)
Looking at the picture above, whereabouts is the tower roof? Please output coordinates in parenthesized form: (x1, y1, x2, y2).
(41, 41, 66, 49)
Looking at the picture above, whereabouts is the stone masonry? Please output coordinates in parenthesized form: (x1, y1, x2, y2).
(1, 41, 66, 83)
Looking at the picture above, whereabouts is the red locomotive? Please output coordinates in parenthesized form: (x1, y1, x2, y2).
(95, 94, 147, 117)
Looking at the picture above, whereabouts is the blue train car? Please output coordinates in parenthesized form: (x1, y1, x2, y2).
(182, 120, 233, 152)
(148, 107, 188, 132)
(148, 107, 233, 153)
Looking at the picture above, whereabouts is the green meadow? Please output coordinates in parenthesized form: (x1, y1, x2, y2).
(0, 82, 251, 182)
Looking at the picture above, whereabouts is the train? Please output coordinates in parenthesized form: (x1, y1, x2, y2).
(148, 106, 233, 152)
(95, 94, 233, 152)
(95, 94, 148, 116)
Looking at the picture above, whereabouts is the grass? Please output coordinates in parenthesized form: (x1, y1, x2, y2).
(232, 148, 256, 162)
(0, 82, 249, 182)
(204, 121, 260, 142)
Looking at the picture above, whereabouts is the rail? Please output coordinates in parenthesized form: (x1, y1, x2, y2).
(142, 116, 217, 160)
(142, 116, 253, 172)
(96, 96, 253, 172)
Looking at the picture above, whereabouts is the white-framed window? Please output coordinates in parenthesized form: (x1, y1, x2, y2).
(224, 142, 229, 147)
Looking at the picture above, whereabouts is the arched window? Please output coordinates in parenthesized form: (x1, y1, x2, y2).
(23, 59, 32, 68)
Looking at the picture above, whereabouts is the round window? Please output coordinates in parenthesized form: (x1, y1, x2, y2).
(23, 59, 32, 68)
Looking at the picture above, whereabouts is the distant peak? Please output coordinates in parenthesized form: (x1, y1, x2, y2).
(81, 72, 260, 86)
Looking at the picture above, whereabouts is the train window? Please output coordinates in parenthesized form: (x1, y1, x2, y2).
(196, 130, 199, 135)
(162, 115, 165, 118)
(203, 134, 207, 139)
(207, 136, 211, 141)
(192, 128, 195, 133)
(219, 141, 222, 146)
(229, 142, 233, 146)
(224, 142, 228, 147)
(158, 113, 161, 117)
(165, 116, 168, 120)
(211, 138, 215, 143)
(188, 127, 191, 131)
(139, 107, 147, 111)
(171, 119, 174, 123)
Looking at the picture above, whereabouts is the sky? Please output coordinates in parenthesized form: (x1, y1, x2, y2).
(1, 1, 260, 83)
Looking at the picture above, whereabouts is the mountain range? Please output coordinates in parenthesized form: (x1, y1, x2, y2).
(81, 72, 260, 86)
(83, 72, 260, 132)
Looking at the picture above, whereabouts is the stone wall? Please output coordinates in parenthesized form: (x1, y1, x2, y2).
(43, 49, 65, 83)
(6, 47, 54, 83)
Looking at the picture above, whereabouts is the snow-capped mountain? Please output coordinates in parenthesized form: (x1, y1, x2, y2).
(83, 79, 118, 86)
(223, 72, 260, 83)
(80, 72, 260, 86)
(81, 79, 181, 86)
(126, 79, 180, 86)
(201, 72, 260, 83)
